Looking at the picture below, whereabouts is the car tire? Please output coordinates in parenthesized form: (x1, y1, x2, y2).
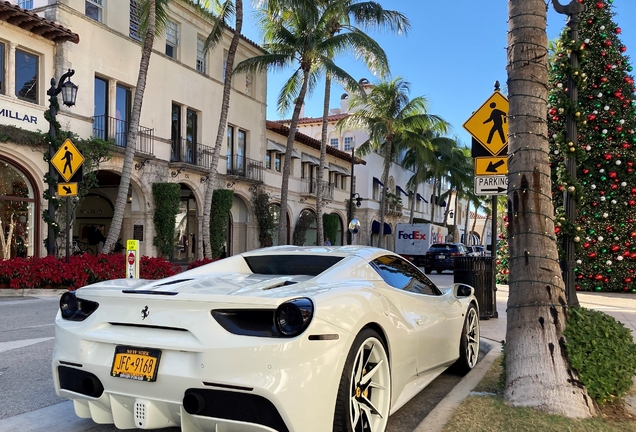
(436, 269, 443, 274)
(333, 329, 391, 432)
(424, 267, 432, 274)
(451, 303, 480, 375)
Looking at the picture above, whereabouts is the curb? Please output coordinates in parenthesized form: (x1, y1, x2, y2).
(412, 338, 502, 432)
(0, 288, 67, 297)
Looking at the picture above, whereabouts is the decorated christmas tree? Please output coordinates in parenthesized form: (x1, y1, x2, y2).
(549, 0, 636, 292)
(495, 216, 509, 285)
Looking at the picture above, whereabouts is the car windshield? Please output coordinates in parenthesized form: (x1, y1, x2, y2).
(428, 244, 453, 251)
(244, 255, 344, 276)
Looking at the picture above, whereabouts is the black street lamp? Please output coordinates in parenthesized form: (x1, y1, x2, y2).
(46, 69, 78, 256)
(552, 0, 583, 307)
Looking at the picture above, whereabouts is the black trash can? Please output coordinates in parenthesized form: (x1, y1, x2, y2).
(453, 256, 497, 319)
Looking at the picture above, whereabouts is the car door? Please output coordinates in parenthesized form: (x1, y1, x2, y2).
(370, 256, 464, 374)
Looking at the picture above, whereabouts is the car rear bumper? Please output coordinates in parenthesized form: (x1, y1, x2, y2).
(53, 314, 351, 432)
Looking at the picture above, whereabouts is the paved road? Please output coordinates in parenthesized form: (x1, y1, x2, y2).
(0, 272, 465, 432)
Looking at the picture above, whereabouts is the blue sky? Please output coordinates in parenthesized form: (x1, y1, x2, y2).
(239, 1, 636, 148)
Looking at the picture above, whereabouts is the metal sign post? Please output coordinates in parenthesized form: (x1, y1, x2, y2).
(126, 240, 140, 278)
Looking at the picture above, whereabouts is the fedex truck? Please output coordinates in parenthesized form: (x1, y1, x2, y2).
(395, 223, 448, 266)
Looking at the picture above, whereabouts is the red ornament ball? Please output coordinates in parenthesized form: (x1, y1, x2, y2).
(595, 2, 604, 9)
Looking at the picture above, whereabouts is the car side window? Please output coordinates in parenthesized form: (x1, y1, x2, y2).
(370, 255, 441, 296)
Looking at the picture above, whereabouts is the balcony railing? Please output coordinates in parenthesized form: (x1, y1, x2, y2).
(92, 115, 154, 155)
(227, 155, 263, 183)
(301, 179, 334, 200)
(171, 138, 214, 170)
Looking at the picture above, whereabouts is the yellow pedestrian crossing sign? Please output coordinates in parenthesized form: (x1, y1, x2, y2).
(57, 182, 78, 197)
(51, 138, 84, 182)
(463, 91, 509, 156)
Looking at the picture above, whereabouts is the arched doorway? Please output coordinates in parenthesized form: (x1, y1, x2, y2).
(269, 203, 290, 246)
(332, 213, 344, 246)
(76, 194, 114, 253)
(0, 158, 39, 258)
(173, 184, 198, 263)
(229, 195, 249, 255)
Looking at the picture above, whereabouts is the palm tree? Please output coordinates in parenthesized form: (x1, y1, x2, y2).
(401, 131, 455, 224)
(313, 0, 409, 245)
(338, 77, 447, 248)
(234, 2, 363, 245)
(440, 145, 472, 228)
(505, 0, 594, 417)
(200, 0, 244, 259)
(103, 0, 169, 253)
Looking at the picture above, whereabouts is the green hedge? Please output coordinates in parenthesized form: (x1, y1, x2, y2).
(323, 213, 339, 245)
(209, 189, 233, 258)
(564, 307, 636, 405)
(152, 183, 181, 257)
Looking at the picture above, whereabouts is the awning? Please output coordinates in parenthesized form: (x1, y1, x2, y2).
(373, 177, 384, 187)
(416, 193, 428, 203)
(267, 140, 300, 158)
(371, 220, 392, 235)
(301, 153, 321, 166)
(396, 185, 409, 197)
(431, 195, 447, 207)
(329, 163, 351, 176)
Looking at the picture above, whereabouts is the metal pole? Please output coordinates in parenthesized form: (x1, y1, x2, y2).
(552, 0, 583, 307)
(347, 147, 355, 245)
(491, 195, 498, 318)
(47, 78, 58, 256)
(66, 196, 70, 262)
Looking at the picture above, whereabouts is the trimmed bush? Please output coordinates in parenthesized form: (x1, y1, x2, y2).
(564, 306, 636, 405)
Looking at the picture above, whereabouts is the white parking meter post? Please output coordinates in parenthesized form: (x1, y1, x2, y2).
(126, 239, 140, 278)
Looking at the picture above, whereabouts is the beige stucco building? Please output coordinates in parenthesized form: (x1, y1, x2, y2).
(0, 0, 482, 263)
(0, 0, 361, 261)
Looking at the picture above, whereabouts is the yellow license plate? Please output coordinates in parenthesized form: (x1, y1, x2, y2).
(110, 346, 161, 382)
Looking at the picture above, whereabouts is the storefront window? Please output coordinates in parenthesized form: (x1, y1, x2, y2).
(0, 161, 36, 258)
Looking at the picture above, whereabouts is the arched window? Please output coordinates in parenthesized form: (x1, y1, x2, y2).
(0, 159, 38, 258)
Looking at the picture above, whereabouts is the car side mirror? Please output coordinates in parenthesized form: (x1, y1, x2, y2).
(452, 283, 474, 298)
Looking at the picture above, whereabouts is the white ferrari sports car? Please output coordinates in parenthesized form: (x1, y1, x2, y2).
(53, 246, 480, 432)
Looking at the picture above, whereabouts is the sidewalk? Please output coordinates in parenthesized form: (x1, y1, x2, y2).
(416, 284, 636, 432)
(481, 285, 636, 344)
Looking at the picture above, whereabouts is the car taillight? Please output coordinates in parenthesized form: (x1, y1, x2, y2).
(60, 292, 99, 321)
(450, 252, 461, 256)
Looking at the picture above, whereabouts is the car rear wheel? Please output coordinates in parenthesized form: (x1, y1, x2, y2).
(452, 303, 480, 374)
(333, 329, 391, 432)
(424, 267, 432, 274)
(436, 269, 443, 274)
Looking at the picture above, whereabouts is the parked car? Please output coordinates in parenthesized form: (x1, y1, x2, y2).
(52, 246, 480, 432)
(467, 245, 485, 257)
(424, 242, 469, 274)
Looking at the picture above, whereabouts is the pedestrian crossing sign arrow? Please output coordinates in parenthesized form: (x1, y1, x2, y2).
(51, 138, 85, 182)
(57, 182, 78, 197)
(463, 91, 509, 157)
(475, 156, 508, 176)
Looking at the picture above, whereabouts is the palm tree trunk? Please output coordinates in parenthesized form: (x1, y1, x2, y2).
(409, 177, 419, 224)
(430, 178, 437, 223)
(505, 0, 594, 417)
(202, 0, 243, 259)
(463, 200, 471, 245)
(102, 0, 156, 254)
(470, 203, 479, 245)
(278, 68, 310, 245)
(378, 140, 391, 248)
(316, 73, 332, 245)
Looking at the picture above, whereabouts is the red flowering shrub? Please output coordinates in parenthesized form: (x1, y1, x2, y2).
(0, 254, 181, 290)
(186, 257, 219, 270)
(140, 256, 181, 279)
